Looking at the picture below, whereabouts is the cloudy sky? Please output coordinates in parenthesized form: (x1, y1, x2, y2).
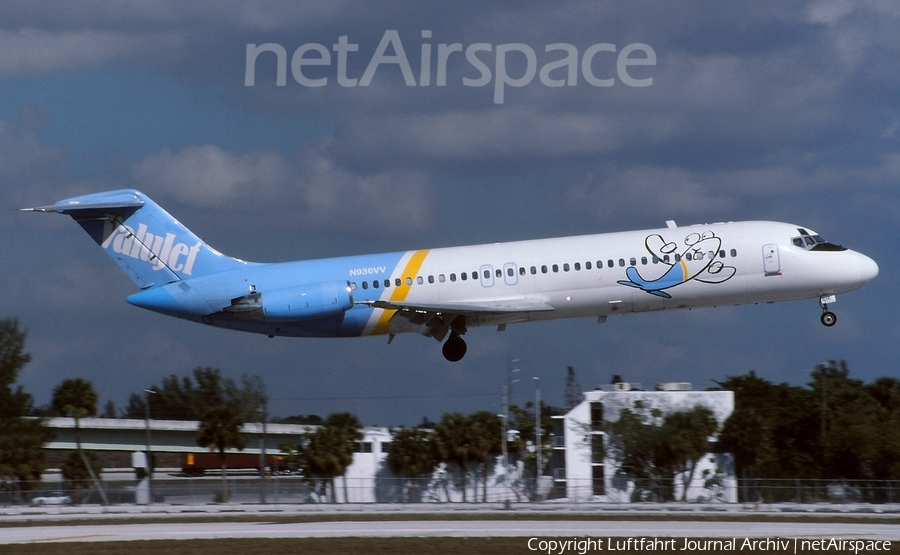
(2, 1, 898, 426)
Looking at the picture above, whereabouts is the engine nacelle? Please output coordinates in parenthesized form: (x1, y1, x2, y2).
(222, 281, 353, 321)
(258, 281, 352, 321)
(261, 280, 353, 321)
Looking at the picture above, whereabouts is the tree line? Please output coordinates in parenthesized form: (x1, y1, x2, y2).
(122, 368, 267, 422)
(600, 361, 900, 502)
(276, 404, 562, 503)
(716, 361, 900, 483)
(5, 316, 900, 504)
(379, 401, 561, 503)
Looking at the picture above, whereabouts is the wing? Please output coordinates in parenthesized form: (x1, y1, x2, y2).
(362, 297, 555, 315)
(359, 297, 555, 341)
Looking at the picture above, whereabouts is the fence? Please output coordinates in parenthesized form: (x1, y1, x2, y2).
(736, 478, 900, 505)
(4, 476, 900, 507)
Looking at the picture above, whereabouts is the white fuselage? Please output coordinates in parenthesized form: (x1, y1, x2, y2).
(347, 221, 877, 337)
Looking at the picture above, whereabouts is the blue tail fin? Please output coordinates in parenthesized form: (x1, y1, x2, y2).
(22, 189, 248, 289)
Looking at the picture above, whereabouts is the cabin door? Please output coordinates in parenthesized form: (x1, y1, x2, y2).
(762, 244, 781, 275)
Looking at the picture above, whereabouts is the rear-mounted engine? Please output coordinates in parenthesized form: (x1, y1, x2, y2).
(224, 281, 353, 321)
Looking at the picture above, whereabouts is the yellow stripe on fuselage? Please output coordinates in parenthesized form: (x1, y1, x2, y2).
(679, 258, 689, 281)
(372, 249, 430, 335)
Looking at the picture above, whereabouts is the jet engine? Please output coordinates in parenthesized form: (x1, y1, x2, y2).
(224, 281, 353, 321)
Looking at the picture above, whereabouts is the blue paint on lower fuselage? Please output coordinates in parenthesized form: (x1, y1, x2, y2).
(128, 250, 408, 338)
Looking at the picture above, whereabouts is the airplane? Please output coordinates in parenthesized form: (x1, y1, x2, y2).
(22, 189, 879, 362)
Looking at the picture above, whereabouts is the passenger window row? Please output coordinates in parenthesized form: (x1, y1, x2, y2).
(350, 249, 739, 291)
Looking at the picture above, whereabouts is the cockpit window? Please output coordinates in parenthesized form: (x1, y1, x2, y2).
(792, 228, 847, 252)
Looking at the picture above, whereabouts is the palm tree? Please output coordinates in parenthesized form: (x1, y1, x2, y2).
(303, 426, 345, 502)
(467, 411, 502, 502)
(387, 427, 438, 502)
(51, 378, 107, 504)
(661, 405, 718, 501)
(433, 412, 474, 502)
(0, 318, 51, 503)
(320, 412, 362, 502)
(197, 405, 246, 502)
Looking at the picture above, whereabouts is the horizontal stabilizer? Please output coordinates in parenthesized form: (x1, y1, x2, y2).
(20, 199, 144, 217)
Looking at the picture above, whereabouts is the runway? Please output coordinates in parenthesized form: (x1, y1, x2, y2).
(3, 519, 900, 544)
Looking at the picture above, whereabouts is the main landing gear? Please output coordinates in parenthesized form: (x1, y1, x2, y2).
(819, 295, 837, 327)
(441, 316, 469, 362)
(442, 334, 467, 362)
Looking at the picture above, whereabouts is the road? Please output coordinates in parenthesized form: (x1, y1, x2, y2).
(2, 518, 900, 544)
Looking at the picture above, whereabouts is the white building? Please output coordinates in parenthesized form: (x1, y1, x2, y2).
(552, 385, 736, 503)
(338, 427, 393, 503)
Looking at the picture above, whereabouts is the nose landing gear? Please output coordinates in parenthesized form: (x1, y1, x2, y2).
(442, 334, 467, 362)
(819, 295, 837, 327)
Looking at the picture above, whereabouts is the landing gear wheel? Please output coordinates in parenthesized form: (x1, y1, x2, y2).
(442, 335, 467, 362)
(819, 296, 837, 327)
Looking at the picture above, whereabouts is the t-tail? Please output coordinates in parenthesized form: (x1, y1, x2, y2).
(21, 189, 249, 289)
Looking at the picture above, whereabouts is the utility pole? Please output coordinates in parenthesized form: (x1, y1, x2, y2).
(507, 358, 520, 412)
(259, 398, 268, 504)
(501, 357, 522, 503)
(534, 376, 541, 501)
(501, 385, 508, 474)
(819, 369, 828, 445)
(143, 389, 157, 505)
(505, 357, 520, 478)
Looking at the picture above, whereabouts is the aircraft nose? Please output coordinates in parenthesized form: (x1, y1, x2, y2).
(858, 252, 879, 284)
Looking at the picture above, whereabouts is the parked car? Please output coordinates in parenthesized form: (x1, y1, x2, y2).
(31, 492, 72, 506)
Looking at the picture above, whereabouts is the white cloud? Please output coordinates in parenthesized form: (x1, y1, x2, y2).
(344, 107, 679, 161)
(130, 145, 289, 205)
(563, 151, 900, 225)
(807, 0, 856, 24)
(808, 0, 900, 24)
(566, 167, 736, 221)
(129, 141, 435, 234)
(0, 118, 66, 180)
(0, 28, 183, 76)
(0, 115, 75, 220)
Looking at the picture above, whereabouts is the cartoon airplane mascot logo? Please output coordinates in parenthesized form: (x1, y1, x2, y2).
(617, 231, 736, 298)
